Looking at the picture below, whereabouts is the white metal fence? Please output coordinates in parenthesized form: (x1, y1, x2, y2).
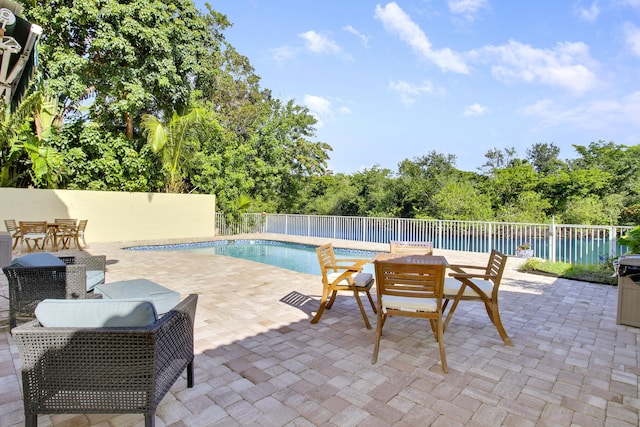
(214, 213, 634, 265)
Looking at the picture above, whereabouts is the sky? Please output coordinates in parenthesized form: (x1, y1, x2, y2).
(200, 0, 640, 174)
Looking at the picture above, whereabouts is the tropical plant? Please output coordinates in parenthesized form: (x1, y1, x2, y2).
(141, 108, 222, 193)
(618, 226, 640, 254)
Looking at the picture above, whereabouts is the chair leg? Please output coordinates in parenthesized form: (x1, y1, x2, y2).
(326, 290, 338, 309)
(436, 317, 448, 373)
(352, 289, 371, 329)
(365, 291, 377, 314)
(145, 413, 155, 427)
(311, 286, 330, 324)
(486, 302, 513, 346)
(25, 414, 37, 427)
(372, 312, 386, 364)
(443, 294, 463, 332)
(187, 361, 194, 387)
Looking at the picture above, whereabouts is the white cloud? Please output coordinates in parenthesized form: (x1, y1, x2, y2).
(463, 103, 489, 116)
(338, 106, 352, 114)
(344, 25, 370, 47)
(303, 95, 334, 128)
(299, 30, 341, 55)
(389, 80, 440, 105)
(374, 2, 469, 74)
(448, 0, 488, 19)
(521, 91, 640, 131)
(624, 22, 640, 56)
(473, 40, 599, 94)
(621, 0, 640, 7)
(575, 2, 599, 22)
(270, 45, 296, 62)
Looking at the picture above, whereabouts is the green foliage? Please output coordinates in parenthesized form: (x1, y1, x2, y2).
(6, 2, 638, 231)
(433, 178, 493, 220)
(618, 226, 640, 254)
(142, 108, 222, 192)
(561, 194, 624, 225)
(25, 0, 216, 136)
(51, 121, 159, 191)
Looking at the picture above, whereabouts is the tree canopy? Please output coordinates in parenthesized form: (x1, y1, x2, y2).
(2, 1, 639, 226)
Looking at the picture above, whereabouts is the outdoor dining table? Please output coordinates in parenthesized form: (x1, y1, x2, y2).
(373, 252, 449, 268)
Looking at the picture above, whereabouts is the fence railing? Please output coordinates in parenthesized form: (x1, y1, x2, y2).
(214, 213, 634, 265)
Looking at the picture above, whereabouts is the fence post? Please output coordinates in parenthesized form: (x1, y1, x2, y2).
(549, 218, 556, 263)
(610, 226, 617, 259)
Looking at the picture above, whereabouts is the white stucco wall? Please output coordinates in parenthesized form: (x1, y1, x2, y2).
(0, 188, 216, 243)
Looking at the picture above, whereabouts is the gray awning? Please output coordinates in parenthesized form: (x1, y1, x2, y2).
(0, 0, 41, 111)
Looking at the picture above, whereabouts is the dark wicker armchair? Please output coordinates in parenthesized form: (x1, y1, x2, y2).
(2, 255, 106, 329)
(13, 293, 198, 427)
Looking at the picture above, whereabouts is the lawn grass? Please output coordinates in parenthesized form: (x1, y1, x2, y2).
(518, 257, 617, 285)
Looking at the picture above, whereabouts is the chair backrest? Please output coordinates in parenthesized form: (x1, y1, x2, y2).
(4, 219, 18, 233)
(55, 218, 77, 226)
(316, 243, 338, 280)
(76, 219, 88, 232)
(485, 250, 508, 289)
(375, 260, 445, 302)
(19, 221, 47, 234)
(390, 240, 434, 256)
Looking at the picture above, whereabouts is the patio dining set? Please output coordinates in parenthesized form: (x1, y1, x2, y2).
(310, 240, 511, 374)
(4, 218, 89, 253)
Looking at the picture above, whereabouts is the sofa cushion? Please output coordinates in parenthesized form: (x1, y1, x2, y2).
(11, 252, 65, 267)
(93, 279, 181, 315)
(86, 270, 105, 291)
(35, 299, 158, 328)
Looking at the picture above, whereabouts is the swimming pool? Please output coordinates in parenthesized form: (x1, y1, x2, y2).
(127, 240, 376, 275)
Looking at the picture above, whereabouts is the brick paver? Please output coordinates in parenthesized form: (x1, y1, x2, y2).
(1, 233, 639, 426)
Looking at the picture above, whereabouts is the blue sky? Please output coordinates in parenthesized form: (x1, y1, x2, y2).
(202, 1, 640, 174)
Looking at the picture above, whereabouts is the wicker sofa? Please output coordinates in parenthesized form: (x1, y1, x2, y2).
(2, 253, 106, 329)
(12, 293, 198, 427)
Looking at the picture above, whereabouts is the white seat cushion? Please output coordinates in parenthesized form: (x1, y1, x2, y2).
(444, 277, 493, 297)
(86, 270, 105, 291)
(381, 295, 436, 313)
(327, 272, 373, 288)
(35, 299, 158, 328)
(93, 279, 181, 315)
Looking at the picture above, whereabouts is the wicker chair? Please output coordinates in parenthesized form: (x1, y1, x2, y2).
(12, 294, 198, 427)
(2, 255, 106, 329)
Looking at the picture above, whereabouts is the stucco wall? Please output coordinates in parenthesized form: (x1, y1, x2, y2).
(0, 188, 216, 243)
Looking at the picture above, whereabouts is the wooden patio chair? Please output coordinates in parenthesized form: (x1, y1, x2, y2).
(54, 218, 77, 249)
(390, 240, 434, 255)
(19, 221, 49, 252)
(311, 243, 377, 329)
(60, 219, 88, 249)
(443, 249, 513, 346)
(4, 219, 22, 250)
(372, 259, 448, 373)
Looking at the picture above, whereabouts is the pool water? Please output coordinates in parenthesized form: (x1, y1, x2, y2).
(127, 240, 376, 276)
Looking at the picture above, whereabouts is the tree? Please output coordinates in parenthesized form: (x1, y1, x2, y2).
(526, 142, 563, 175)
(478, 146, 517, 175)
(433, 178, 493, 221)
(142, 108, 222, 193)
(396, 151, 458, 218)
(25, 0, 215, 138)
(562, 194, 624, 225)
(495, 191, 551, 223)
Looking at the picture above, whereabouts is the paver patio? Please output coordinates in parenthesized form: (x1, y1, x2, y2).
(1, 234, 639, 426)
